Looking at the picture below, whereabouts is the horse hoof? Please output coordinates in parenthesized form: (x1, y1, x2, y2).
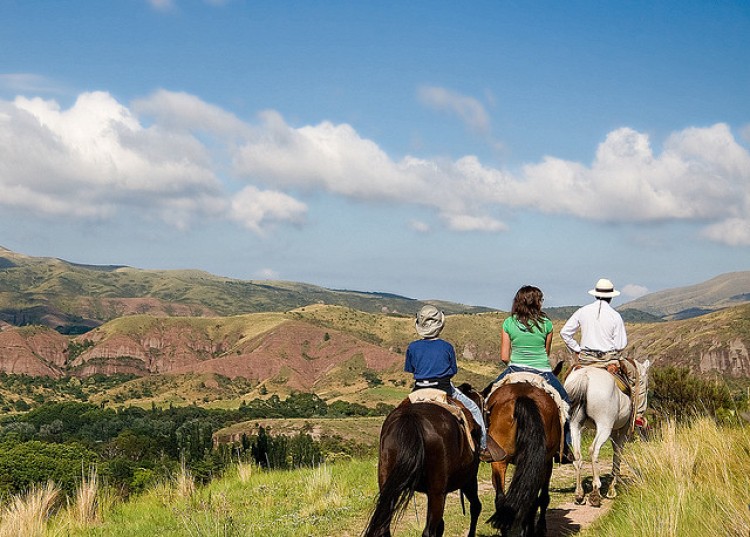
(606, 489, 617, 499)
(589, 494, 601, 508)
(575, 495, 585, 505)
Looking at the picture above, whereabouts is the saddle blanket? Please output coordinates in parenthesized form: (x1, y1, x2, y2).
(407, 388, 476, 451)
(488, 372, 569, 451)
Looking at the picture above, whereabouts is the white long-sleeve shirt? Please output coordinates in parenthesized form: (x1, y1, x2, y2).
(560, 299, 627, 353)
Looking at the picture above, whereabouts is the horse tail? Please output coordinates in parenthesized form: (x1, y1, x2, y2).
(363, 411, 425, 537)
(488, 396, 547, 530)
(565, 368, 589, 412)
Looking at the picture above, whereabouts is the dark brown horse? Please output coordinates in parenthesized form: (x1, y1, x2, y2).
(484, 380, 563, 537)
(363, 383, 483, 537)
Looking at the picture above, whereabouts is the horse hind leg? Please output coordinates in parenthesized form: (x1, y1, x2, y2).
(461, 477, 482, 537)
(588, 425, 613, 508)
(574, 456, 586, 505)
(570, 421, 586, 505)
(606, 428, 627, 499)
(423, 491, 446, 537)
(533, 461, 553, 537)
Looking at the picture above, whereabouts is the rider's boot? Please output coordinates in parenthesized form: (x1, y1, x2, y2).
(480, 435, 506, 463)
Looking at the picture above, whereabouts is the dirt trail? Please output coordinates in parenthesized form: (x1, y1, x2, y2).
(543, 499, 611, 535)
(477, 457, 615, 536)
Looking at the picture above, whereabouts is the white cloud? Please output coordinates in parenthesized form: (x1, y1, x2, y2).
(147, 0, 174, 11)
(441, 213, 507, 232)
(132, 89, 248, 136)
(0, 74, 62, 95)
(233, 110, 429, 200)
(2, 88, 749, 244)
(0, 92, 224, 226)
(700, 218, 750, 246)
(147, 0, 231, 10)
(417, 86, 490, 135)
(229, 185, 307, 234)
(410, 220, 431, 233)
(741, 124, 750, 145)
(256, 268, 280, 279)
(621, 284, 649, 299)
(509, 125, 750, 227)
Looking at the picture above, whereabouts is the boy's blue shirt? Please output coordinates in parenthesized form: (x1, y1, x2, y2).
(404, 338, 457, 380)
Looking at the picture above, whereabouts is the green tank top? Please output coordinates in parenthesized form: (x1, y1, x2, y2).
(502, 315, 553, 370)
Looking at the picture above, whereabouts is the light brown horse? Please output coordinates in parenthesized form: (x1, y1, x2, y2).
(484, 381, 563, 537)
(363, 383, 483, 537)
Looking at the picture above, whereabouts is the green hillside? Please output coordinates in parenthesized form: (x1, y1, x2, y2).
(0, 247, 493, 333)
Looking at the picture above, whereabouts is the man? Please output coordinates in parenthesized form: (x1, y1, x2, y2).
(560, 278, 646, 427)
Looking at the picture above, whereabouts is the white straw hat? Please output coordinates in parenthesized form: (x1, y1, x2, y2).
(588, 278, 621, 298)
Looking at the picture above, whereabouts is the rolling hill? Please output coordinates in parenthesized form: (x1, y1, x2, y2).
(0, 302, 748, 413)
(0, 246, 493, 334)
(620, 271, 750, 319)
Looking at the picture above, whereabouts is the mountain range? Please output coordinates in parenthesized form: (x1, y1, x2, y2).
(0, 246, 748, 405)
(619, 271, 750, 320)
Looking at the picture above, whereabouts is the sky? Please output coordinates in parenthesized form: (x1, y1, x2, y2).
(0, 1, 749, 309)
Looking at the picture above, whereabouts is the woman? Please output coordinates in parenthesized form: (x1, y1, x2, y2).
(494, 285, 573, 462)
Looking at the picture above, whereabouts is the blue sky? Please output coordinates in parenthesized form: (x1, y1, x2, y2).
(1, 1, 748, 309)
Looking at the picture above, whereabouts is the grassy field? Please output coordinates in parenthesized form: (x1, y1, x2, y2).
(580, 418, 750, 537)
(214, 416, 386, 453)
(2, 418, 748, 536)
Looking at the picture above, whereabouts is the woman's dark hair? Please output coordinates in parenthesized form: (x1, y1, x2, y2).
(511, 285, 547, 330)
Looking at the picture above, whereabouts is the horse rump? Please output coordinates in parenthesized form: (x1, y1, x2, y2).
(363, 410, 425, 537)
(488, 395, 547, 530)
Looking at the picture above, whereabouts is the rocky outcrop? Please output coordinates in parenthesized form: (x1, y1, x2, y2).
(171, 320, 402, 390)
(0, 328, 64, 377)
(699, 338, 750, 377)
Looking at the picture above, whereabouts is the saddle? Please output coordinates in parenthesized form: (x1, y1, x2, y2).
(407, 388, 477, 451)
(606, 364, 631, 395)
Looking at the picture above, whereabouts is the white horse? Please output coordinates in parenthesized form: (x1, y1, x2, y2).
(563, 359, 650, 507)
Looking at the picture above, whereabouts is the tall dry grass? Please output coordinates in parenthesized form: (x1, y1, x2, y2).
(0, 481, 60, 537)
(235, 458, 255, 484)
(175, 458, 196, 500)
(71, 466, 100, 527)
(583, 417, 750, 537)
(299, 464, 345, 518)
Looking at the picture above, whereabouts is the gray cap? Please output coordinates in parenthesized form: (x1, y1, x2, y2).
(415, 305, 445, 338)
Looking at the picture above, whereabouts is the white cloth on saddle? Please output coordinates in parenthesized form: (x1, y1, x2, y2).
(490, 372, 569, 431)
(408, 388, 447, 404)
(407, 388, 476, 451)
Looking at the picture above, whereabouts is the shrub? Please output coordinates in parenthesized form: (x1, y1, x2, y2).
(649, 366, 735, 422)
